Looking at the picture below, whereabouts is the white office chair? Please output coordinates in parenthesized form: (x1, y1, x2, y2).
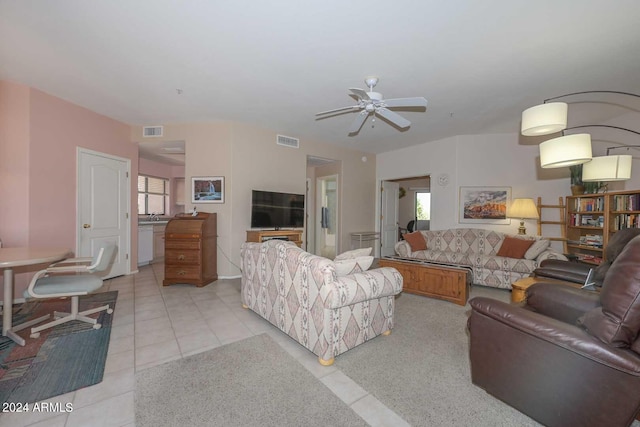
(24, 243, 116, 338)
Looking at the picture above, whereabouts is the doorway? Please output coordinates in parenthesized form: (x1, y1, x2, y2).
(380, 175, 431, 256)
(306, 156, 341, 257)
(77, 148, 130, 278)
(316, 175, 338, 258)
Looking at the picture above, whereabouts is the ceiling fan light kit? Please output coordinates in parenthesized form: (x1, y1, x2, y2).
(316, 76, 428, 135)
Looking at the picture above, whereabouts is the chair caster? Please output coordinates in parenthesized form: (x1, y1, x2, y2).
(30, 332, 40, 339)
(107, 308, 113, 314)
(93, 323, 102, 330)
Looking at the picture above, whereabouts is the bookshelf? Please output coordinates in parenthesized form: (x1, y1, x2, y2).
(566, 189, 640, 264)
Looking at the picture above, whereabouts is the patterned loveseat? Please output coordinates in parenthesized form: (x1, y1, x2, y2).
(395, 228, 566, 289)
(241, 240, 403, 365)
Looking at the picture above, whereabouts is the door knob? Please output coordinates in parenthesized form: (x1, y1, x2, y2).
(83, 224, 91, 228)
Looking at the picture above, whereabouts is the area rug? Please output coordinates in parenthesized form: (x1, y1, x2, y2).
(335, 289, 542, 427)
(135, 333, 367, 427)
(0, 291, 117, 405)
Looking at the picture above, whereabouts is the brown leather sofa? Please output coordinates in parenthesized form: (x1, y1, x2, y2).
(468, 235, 640, 427)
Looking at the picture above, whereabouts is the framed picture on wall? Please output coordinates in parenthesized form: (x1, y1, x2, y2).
(192, 176, 225, 203)
(459, 186, 511, 224)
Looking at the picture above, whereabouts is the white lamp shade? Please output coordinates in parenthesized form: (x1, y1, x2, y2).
(582, 155, 632, 182)
(540, 133, 592, 168)
(521, 102, 568, 136)
(508, 198, 539, 219)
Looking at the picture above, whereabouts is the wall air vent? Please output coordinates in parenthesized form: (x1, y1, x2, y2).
(276, 134, 299, 149)
(143, 126, 164, 137)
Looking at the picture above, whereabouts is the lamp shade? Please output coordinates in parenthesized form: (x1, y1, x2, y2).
(540, 133, 592, 168)
(582, 155, 632, 182)
(508, 198, 539, 219)
(521, 102, 568, 136)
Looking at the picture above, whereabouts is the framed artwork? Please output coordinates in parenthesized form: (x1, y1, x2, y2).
(459, 186, 511, 224)
(191, 176, 224, 203)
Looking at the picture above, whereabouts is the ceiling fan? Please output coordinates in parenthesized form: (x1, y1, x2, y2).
(316, 76, 428, 135)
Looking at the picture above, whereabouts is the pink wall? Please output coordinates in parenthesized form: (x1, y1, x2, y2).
(0, 82, 31, 247)
(0, 81, 137, 301)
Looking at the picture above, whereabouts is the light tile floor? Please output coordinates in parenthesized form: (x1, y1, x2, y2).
(1, 263, 409, 427)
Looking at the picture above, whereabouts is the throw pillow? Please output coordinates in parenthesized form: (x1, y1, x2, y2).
(334, 247, 373, 261)
(403, 231, 427, 252)
(496, 236, 535, 259)
(334, 256, 374, 276)
(524, 238, 550, 260)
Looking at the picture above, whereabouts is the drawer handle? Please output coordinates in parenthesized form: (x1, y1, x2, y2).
(178, 270, 186, 276)
(178, 254, 185, 260)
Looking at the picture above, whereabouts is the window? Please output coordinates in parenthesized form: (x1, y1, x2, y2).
(415, 191, 431, 230)
(138, 175, 169, 215)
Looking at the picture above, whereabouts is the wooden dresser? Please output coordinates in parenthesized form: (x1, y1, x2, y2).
(163, 212, 217, 287)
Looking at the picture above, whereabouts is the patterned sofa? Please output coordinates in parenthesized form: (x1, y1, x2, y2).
(395, 228, 566, 289)
(241, 240, 403, 365)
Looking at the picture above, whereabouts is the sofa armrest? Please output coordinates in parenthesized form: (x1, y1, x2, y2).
(525, 282, 601, 324)
(535, 249, 568, 264)
(326, 267, 403, 309)
(394, 240, 411, 257)
(469, 297, 640, 375)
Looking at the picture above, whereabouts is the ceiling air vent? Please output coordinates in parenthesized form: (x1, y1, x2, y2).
(276, 134, 299, 149)
(143, 126, 163, 137)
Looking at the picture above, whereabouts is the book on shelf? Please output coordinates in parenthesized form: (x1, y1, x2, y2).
(575, 254, 603, 264)
(613, 194, 640, 211)
(573, 197, 604, 212)
(613, 214, 640, 230)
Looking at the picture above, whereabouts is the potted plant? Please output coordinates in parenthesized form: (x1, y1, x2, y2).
(569, 165, 585, 195)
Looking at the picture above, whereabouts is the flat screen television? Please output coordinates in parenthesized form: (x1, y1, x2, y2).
(251, 190, 305, 229)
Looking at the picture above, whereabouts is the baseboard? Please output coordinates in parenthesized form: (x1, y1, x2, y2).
(218, 275, 241, 280)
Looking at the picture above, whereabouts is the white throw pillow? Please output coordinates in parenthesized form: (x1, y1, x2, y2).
(334, 247, 373, 261)
(524, 238, 550, 260)
(334, 256, 374, 276)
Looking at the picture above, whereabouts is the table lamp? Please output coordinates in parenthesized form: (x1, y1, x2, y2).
(508, 198, 539, 235)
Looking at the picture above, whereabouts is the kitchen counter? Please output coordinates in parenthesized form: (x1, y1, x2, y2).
(138, 220, 169, 225)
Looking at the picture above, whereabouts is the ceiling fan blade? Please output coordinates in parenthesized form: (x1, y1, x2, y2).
(349, 88, 370, 101)
(316, 105, 359, 116)
(348, 111, 369, 134)
(384, 97, 428, 108)
(377, 108, 411, 129)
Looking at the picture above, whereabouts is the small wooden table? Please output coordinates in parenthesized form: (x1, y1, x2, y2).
(510, 276, 586, 303)
(379, 257, 470, 306)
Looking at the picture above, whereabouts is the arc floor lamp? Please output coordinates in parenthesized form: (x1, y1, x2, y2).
(521, 91, 639, 182)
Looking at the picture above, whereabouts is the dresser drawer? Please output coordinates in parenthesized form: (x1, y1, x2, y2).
(165, 265, 202, 280)
(165, 249, 201, 264)
(165, 240, 201, 250)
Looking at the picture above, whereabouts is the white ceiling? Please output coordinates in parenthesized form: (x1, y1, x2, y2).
(2, 1, 640, 155)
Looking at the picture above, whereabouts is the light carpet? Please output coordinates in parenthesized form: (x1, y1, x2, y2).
(135, 333, 367, 427)
(335, 288, 541, 427)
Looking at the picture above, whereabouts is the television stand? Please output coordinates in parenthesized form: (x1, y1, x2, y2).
(246, 229, 303, 248)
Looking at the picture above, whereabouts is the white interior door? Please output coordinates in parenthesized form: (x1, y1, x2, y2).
(381, 181, 399, 257)
(77, 148, 130, 278)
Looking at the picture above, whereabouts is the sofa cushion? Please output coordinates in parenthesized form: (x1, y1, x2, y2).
(524, 238, 550, 260)
(403, 231, 427, 251)
(335, 247, 372, 260)
(334, 256, 374, 276)
(496, 236, 535, 259)
(579, 235, 640, 347)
